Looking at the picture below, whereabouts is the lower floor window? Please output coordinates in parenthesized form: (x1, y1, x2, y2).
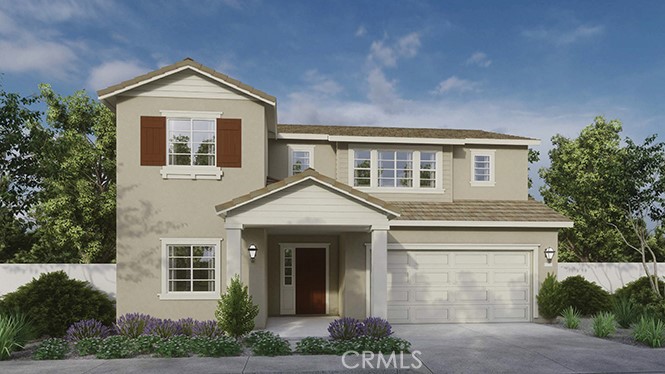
(161, 239, 220, 299)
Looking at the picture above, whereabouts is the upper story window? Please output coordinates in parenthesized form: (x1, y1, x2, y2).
(470, 149, 496, 186)
(351, 148, 442, 192)
(288, 145, 314, 176)
(167, 118, 216, 166)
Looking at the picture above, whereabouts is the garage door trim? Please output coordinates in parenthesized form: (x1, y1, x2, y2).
(365, 243, 541, 322)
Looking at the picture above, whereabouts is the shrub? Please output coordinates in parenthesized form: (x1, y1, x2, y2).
(560, 306, 581, 329)
(246, 331, 291, 356)
(191, 336, 242, 357)
(363, 317, 393, 339)
(613, 296, 640, 328)
(331, 336, 411, 355)
(215, 276, 259, 340)
(245, 330, 276, 346)
(0, 312, 35, 360)
(66, 319, 112, 342)
(131, 335, 160, 354)
(192, 320, 224, 338)
(74, 337, 102, 356)
(633, 315, 665, 348)
(145, 318, 182, 339)
(537, 273, 564, 322)
(615, 276, 665, 321)
(592, 312, 617, 338)
(177, 318, 195, 336)
(33, 338, 69, 360)
(96, 336, 136, 359)
(115, 313, 154, 338)
(295, 337, 335, 355)
(560, 276, 612, 316)
(154, 335, 191, 358)
(0, 271, 115, 337)
(328, 317, 365, 340)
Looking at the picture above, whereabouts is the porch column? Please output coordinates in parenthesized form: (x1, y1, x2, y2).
(225, 223, 243, 288)
(370, 225, 388, 318)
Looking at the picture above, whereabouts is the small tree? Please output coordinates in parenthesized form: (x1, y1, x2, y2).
(537, 273, 564, 322)
(215, 275, 259, 340)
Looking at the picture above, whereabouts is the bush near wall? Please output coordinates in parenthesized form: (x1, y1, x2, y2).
(559, 276, 612, 316)
(0, 271, 115, 337)
(615, 276, 665, 321)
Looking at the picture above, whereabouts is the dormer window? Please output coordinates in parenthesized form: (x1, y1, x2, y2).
(167, 118, 216, 166)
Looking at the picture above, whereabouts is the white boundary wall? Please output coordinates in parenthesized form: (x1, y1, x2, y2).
(0, 264, 116, 298)
(558, 262, 665, 293)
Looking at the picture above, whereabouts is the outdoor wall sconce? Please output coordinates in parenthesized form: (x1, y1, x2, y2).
(248, 244, 258, 263)
(544, 247, 555, 264)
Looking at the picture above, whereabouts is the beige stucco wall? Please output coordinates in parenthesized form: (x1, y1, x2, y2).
(115, 94, 269, 321)
(266, 235, 340, 316)
(339, 232, 370, 319)
(452, 145, 529, 200)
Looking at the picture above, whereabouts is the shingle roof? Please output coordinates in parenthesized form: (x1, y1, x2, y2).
(97, 58, 276, 104)
(215, 169, 401, 217)
(391, 200, 571, 222)
(277, 124, 535, 141)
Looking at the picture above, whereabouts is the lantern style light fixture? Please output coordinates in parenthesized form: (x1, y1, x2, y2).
(544, 247, 555, 264)
(248, 244, 258, 262)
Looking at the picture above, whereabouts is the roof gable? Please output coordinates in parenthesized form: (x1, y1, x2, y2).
(215, 169, 400, 219)
(97, 58, 276, 108)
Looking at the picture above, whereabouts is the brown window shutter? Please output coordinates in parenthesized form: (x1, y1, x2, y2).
(217, 118, 242, 167)
(140, 116, 166, 166)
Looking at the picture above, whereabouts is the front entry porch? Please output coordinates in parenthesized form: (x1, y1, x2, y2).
(265, 316, 337, 338)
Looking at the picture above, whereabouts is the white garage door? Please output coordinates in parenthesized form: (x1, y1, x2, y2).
(387, 250, 532, 323)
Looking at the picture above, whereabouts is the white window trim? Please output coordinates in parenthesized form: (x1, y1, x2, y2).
(287, 144, 315, 176)
(159, 110, 223, 180)
(470, 149, 496, 187)
(159, 238, 222, 300)
(348, 147, 444, 193)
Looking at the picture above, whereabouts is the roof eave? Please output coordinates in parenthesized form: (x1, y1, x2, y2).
(276, 132, 540, 146)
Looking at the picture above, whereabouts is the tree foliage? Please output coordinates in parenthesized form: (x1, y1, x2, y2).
(0, 85, 116, 263)
(540, 117, 635, 261)
(540, 116, 665, 269)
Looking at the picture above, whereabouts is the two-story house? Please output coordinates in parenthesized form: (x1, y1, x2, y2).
(98, 58, 572, 327)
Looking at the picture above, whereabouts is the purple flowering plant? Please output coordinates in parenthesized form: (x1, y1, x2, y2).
(115, 313, 154, 338)
(327, 317, 365, 340)
(66, 319, 112, 342)
(363, 317, 393, 339)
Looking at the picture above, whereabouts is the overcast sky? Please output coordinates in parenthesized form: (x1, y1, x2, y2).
(1, 0, 663, 197)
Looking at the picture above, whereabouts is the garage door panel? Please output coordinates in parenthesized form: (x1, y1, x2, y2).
(415, 290, 450, 302)
(493, 271, 529, 284)
(414, 271, 449, 284)
(454, 253, 489, 265)
(457, 271, 489, 284)
(387, 250, 531, 324)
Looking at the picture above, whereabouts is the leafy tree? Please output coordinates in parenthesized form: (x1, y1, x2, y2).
(0, 87, 42, 261)
(16, 85, 116, 263)
(611, 135, 665, 296)
(540, 117, 634, 261)
(215, 275, 259, 340)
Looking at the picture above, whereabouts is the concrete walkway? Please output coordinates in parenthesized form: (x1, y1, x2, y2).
(2, 323, 665, 373)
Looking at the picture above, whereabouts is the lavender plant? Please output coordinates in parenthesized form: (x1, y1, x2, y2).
(115, 313, 154, 338)
(192, 320, 225, 338)
(328, 317, 365, 340)
(177, 318, 195, 336)
(363, 317, 393, 339)
(145, 318, 182, 339)
(66, 319, 112, 342)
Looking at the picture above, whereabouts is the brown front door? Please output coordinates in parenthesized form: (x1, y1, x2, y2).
(296, 248, 326, 314)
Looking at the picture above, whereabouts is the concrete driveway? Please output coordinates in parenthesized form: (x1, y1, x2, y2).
(394, 323, 665, 373)
(1, 323, 664, 373)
